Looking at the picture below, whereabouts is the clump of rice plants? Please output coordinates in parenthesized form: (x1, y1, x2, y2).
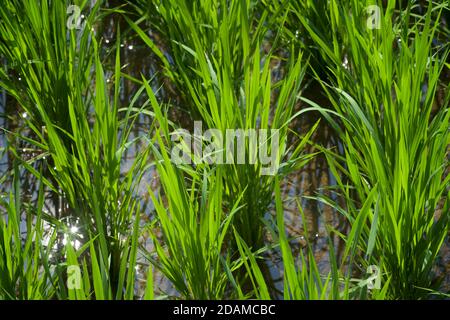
(0, 165, 56, 299)
(0, 0, 449, 301)
(1, 0, 151, 299)
(137, 79, 245, 299)
(298, 0, 450, 299)
(127, 0, 318, 251)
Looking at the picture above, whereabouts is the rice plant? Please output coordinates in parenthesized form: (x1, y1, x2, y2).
(127, 0, 319, 254)
(0, 164, 56, 299)
(0, 0, 449, 301)
(297, 0, 450, 299)
(141, 99, 245, 299)
(1, 0, 152, 299)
